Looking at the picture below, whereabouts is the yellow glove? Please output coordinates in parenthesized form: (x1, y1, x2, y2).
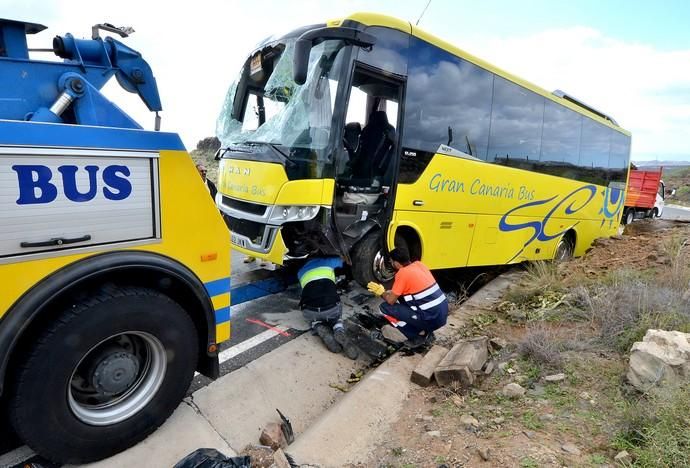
(367, 282, 385, 296)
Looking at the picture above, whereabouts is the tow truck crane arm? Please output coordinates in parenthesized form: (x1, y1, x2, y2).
(1, 17, 161, 129)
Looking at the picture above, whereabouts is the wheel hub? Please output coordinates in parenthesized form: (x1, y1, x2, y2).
(373, 250, 395, 283)
(91, 351, 140, 396)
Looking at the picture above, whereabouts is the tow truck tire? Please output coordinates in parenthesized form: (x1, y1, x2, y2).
(8, 287, 198, 464)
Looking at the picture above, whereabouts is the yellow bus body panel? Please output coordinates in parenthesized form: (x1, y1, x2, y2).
(217, 158, 335, 264)
(0, 150, 232, 342)
(392, 154, 623, 269)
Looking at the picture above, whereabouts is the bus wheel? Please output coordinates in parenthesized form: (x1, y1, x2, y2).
(8, 287, 198, 464)
(351, 231, 406, 287)
(554, 234, 574, 262)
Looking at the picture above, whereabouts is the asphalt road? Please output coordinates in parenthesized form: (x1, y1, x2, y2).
(662, 204, 690, 222)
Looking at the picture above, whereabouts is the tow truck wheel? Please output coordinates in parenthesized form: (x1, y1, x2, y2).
(8, 287, 198, 464)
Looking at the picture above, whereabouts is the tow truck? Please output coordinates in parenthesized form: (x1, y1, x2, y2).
(0, 19, 231, 464)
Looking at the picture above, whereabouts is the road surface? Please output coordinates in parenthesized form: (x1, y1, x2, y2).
(662, 204, 690, 222)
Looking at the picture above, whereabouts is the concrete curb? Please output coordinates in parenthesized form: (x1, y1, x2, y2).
(287, 270, 522, 466)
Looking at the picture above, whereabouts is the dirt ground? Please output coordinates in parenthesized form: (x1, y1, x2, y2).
(366, 219, 690, 468)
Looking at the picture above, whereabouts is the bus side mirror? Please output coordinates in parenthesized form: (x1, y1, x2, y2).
(293, 27, 376, 85)
(293, 38, 312, 86)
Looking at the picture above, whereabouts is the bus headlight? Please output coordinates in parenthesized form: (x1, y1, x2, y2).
(269, 205, 320, 224)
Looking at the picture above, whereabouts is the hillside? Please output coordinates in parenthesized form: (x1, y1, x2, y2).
(190, 136, 221, 184)
(663, 166, 690, 206)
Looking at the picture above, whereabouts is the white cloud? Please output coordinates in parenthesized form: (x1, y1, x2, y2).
(460, 27, 690, 160)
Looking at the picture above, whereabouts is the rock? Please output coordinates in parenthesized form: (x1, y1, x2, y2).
(614, 450, 632, 464)
(507, 309, 527, 321)
(561, 443, 581, 455)
(478, 446, 491, 461)
(382, 323, 408, 343)
(514, 374, 528, 384)
(544, 373, 566, 382)
(527, 384, 546, 397)
(627, 329, 690, 392)
(472, 389, 486, 397)
(490, 337, 508, 350)
(523, 430, 536, 439)
(434, 337, 489, 387)
(273, 448, 291, 468)
(411, 345, 450, 387)
(539, 413, 555, 422)
(459, 414, 480, 428)
(483, 361, 495, 375)
(502, 382, 526, 398)
(422, 415, 434, 422)
(426, 430, 441, 437)
(259, 422, 287, 450)
(492, 416, 505, 425)
(498, 362, 509, 372)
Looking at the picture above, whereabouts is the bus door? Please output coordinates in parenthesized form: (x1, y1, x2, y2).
(332, 65, 404, 248)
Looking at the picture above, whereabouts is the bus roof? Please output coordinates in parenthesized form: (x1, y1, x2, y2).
(329, 12, 630, 136)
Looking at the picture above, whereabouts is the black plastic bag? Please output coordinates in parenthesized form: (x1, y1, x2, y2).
(173, 448, 251, 468)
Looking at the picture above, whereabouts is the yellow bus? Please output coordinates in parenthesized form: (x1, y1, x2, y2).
(216, 12, 629, 285)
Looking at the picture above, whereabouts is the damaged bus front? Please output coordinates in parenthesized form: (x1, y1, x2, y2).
(216, 18, 399, 285)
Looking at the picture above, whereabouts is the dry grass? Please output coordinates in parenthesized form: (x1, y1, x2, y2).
(517, 324, 564, 370)
(616, 385, 690, 467)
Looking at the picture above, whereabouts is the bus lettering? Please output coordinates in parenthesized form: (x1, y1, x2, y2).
(470, 178, 514, 199)
(429, 173, 464, 193)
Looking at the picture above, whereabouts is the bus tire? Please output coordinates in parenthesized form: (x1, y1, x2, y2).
(351, 232, 407, 287)
(8, 287, 198, 464)
(554, 233, 574, 262)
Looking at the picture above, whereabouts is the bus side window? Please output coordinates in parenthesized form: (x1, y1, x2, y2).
(608, 131, 630, 184)
(401, 36, 493, 182)
(487, 76, 544, 165)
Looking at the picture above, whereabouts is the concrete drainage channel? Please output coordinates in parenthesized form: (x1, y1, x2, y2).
(0, 263, 510, 468)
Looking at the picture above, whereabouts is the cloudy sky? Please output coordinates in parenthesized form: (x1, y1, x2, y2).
(5, 0, 690, 161)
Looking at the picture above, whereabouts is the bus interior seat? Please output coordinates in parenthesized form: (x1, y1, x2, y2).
(341, 110, 395, 205)
(343, 122, 361, 159)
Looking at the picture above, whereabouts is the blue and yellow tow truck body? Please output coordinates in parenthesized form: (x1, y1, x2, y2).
(0, 19, 230, 463)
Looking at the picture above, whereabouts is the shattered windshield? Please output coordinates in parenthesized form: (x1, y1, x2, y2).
(217, 38, 349, 172)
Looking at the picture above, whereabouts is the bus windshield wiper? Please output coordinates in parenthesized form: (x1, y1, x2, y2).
(243, 140, 296, 164)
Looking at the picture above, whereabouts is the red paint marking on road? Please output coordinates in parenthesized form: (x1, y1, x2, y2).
(245, 318, 291, 337)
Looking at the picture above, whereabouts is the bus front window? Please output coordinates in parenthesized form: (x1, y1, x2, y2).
(217, 39, 349, 179)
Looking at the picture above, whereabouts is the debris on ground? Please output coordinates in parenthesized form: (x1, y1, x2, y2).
(259, 422, 287, 450)
(411, 345, 449, 387)
(173, 448, 251, 468)
(434, 336, 489, 387)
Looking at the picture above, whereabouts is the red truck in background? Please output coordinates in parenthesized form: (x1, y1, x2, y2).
(622, 165, 665, 224)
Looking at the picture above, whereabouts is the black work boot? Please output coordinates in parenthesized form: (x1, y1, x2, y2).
(314, 323, 342, 353)
(334, 328, 359, 360)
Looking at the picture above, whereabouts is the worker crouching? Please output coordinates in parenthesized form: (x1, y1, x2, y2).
(297, 256, 359, 360)
(368, 247, 448, 347)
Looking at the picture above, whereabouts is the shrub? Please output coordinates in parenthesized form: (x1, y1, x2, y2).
(616, 385, 690, 467)
(517, 324, 563, 370)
